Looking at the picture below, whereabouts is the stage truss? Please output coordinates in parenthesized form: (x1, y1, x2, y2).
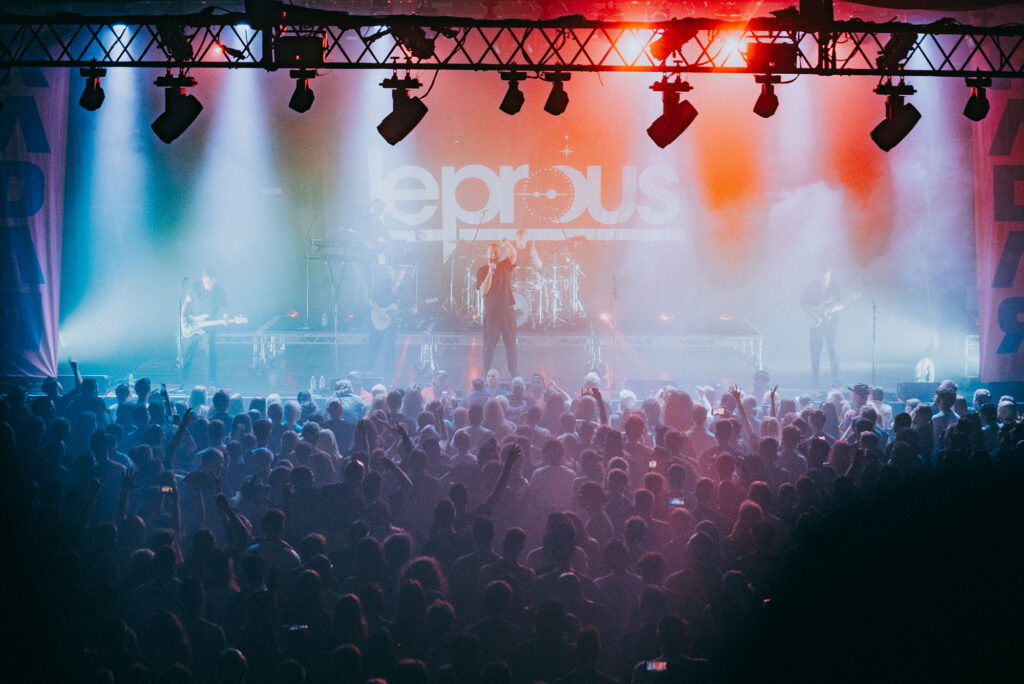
(1, 10, 1023, 78)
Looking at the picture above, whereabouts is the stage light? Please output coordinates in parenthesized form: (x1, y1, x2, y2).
(647, 77, 697, 148)
(543, 72, 570, 115)
(650, 20, 698, 62)
(876, 31, 917, 71)
(746, 42, 798, 73)
(156, 21, 194, 62)
(870, 80, 919, 152)
(659, 313, 674, 322)
(78, 66, 106, 111)
(288, 69, 315, 113)
(151, 72, 203, 144)
(599, 312, 612, 322)
(963, 76, 991, 122)
(391, 24, 437, 59)
(377, 73, 427, 145)
(753, 75, 781, 118)
(499, 71, 526, 115)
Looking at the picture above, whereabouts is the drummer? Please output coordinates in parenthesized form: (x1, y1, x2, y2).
(513, 226, 542, 273)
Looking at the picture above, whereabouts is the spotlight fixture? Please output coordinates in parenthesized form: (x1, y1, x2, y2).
(288, 69, 315, 113)
(650, 20, 698, 63)
(390, 24, 447, 60)
(543, 72, 570, 116)
(870, 80, 920, 152)
(377, 73, 427, 145)
(151, 72, 203, 144)
(499, 71, 526, 115)
(745, 42, 798, 73)
(875, 31, 917, 71)
(963, 76, 992, 122)
(753, 74, 781, 118)
(78, 66, 106, 111)
(647, 77, 697, 148)
(156, 21, 194, 62)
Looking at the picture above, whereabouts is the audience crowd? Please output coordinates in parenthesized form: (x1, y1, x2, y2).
(2, 363, 1023, 684)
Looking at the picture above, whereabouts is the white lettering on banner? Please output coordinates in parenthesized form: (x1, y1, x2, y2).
(638, 165, 681, 224)
(368, 149, 439, 226)
(441, 164, 502, 245)
(367, 150, 683, 245)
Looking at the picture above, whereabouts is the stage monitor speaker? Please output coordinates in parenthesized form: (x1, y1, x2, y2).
(895, 382, 938, 403)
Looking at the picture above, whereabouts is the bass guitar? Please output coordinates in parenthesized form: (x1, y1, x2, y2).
(806, 293, 860, 328)
(182, 313, 248, 339)
(370, 298, 437, 331)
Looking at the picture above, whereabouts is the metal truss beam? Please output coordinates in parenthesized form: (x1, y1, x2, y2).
(1, 11, 1023, 77)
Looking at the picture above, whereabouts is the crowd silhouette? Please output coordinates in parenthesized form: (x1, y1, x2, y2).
(2, 367, 1023, 684)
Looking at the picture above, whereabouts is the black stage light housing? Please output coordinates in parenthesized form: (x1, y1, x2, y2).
(870, 96, 920, 151)
(288, 70, 316, 113)
(753, 83, 779, 118)
(870, 80, 919, 152)
(78, 67, 107, 111)
(499, 71, 527, 115)
(963, 77, 992, 122)
(377, 74, 427, 145)
(647, 78, 696, 148)
(151, 73, 203, 144)
(543, 72, 570, 116)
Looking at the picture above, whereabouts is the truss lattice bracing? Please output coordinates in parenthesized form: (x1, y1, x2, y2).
(1, 12, 1023, 77)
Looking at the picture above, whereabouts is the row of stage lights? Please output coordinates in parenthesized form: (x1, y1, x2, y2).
(73, 23, 993, 149)
(75, 64, 995, 150)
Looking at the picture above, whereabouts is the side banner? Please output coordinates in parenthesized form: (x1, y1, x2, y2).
(0, 68, 68, 378)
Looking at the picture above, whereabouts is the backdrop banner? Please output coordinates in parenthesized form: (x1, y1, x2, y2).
(0, 68, 68, 378)
(975, 79, 1024, 383)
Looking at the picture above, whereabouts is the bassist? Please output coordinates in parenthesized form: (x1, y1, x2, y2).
(800, 270, 842, 388)
(366, 265, 416, 381)
(181, 269, 228, 386)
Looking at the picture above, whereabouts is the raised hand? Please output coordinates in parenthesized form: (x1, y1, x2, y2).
(770, 385, 778, 399)
(121, 469, 137, 493)
(728, 385, 742, 402)
(215, 492, 231, 514)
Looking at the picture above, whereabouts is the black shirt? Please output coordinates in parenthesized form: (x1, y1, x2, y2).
(187, 282, 227, 319)
(476, 258, 516, 309)
(800, 279, 840, 319)
(373, 274, 413, 309)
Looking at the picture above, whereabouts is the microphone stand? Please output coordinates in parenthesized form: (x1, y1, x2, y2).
(862, 279, 878, 385)
(612, 273, 618, 390)
(300, 212, 317, 330)
(176, 277, 188, 389)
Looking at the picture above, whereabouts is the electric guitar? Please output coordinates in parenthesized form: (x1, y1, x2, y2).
(370, 298, 437, 331)
(806, 293, 860, 328)
(182, 313, 248, 339)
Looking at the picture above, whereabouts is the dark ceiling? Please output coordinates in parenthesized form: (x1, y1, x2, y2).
(2, 1, 1022, 22)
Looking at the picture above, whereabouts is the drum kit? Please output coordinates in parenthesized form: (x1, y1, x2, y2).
(457, 246, 587, 329)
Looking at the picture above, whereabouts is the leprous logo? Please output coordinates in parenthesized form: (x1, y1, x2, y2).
(367, 150, 684, 242)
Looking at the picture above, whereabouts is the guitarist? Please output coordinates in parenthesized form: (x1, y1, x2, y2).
(181, 269, 228, 386)
(366, 264, 416, 380)
(800, 270, 841, 388)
